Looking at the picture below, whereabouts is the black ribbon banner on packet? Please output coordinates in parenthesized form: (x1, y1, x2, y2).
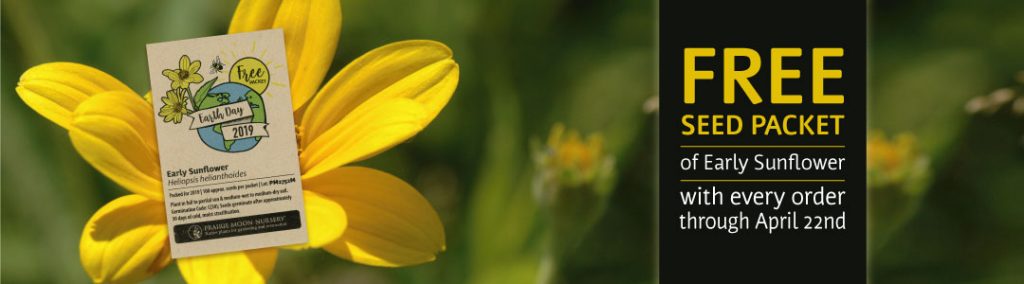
(173, 210, 302, 244)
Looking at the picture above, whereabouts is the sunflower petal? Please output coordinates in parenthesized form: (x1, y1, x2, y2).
(70, 91, 162, 200)
(15, 62, 135, 129)
(227, 0, 283, 33)
(188, 60, 201, 74)
(300, 40, 459, 148)
(162, 69, 178, 81)
(229, 0, 340, 111)
(179, 56, 190, 72)
(281, 190, 347, 250)
(300, 98, 427, 179)
(177, 248, 278, 284)
(80, 195, 170, 284)
(188, 73, 204, 84)
(306, 167, 445, 267)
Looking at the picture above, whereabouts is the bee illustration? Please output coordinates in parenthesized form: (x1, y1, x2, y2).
(209, 56, 224, 74)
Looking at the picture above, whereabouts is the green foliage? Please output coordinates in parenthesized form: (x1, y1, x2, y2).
(870, 0, 1024, 283)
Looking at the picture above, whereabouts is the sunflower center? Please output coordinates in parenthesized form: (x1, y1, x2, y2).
(178, 70, 190, 80)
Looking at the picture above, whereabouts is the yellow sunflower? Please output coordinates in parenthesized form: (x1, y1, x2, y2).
(13, 0, 459, 283)
(162, 55, 204, 90)
(159, 88, 190, 124)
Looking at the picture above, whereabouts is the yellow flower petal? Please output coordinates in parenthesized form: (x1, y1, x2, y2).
(188, 73, 204, 84)
(188, 60, 201, 74)
(281, 190, 347, 250)
(306, 167, 445, 267)
(227, 0, 283, 34)
(300, 40, 459, 148)
(179, 55, 190, 71)
(162, 69, 179, 81)
(70, 91, 162, 200)
(177, 248, 278, 284)
(15, 62, 135, 129)
(300, 98, 428, 179)
(80, 195, 170, 284)
(229, 0, 341, 111)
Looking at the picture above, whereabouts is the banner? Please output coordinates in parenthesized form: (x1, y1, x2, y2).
(222, 122, 270, 140)
(187, 101, 253, 129)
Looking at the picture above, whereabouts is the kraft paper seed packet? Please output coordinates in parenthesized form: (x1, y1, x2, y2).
(146, 29, 308, 259)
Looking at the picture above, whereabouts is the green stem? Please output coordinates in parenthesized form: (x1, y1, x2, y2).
(537, 246, 560, 284)
(185, 88, 197, 112)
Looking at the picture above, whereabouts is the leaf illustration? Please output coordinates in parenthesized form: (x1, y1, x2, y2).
(193, 78, 218, 110)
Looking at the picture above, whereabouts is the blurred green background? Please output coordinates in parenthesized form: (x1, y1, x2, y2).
(1, 0, 655, 283)
(869, 0, 1024, 283)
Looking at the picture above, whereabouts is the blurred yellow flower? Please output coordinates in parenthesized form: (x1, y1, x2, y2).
(867, 131, 928, 191)
(866, 130, 931, 250)
(158, 89, 189, 124)
(531, 123, 616, 283)
(14, 0, 459, 283)
(162, 55, 204, 90)
(535, 123, 610, 189)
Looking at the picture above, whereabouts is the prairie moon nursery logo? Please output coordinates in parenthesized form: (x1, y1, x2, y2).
(157, 53, 272, 152)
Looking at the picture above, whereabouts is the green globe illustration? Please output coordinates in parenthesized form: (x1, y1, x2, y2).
(195, 82, 266, 152)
